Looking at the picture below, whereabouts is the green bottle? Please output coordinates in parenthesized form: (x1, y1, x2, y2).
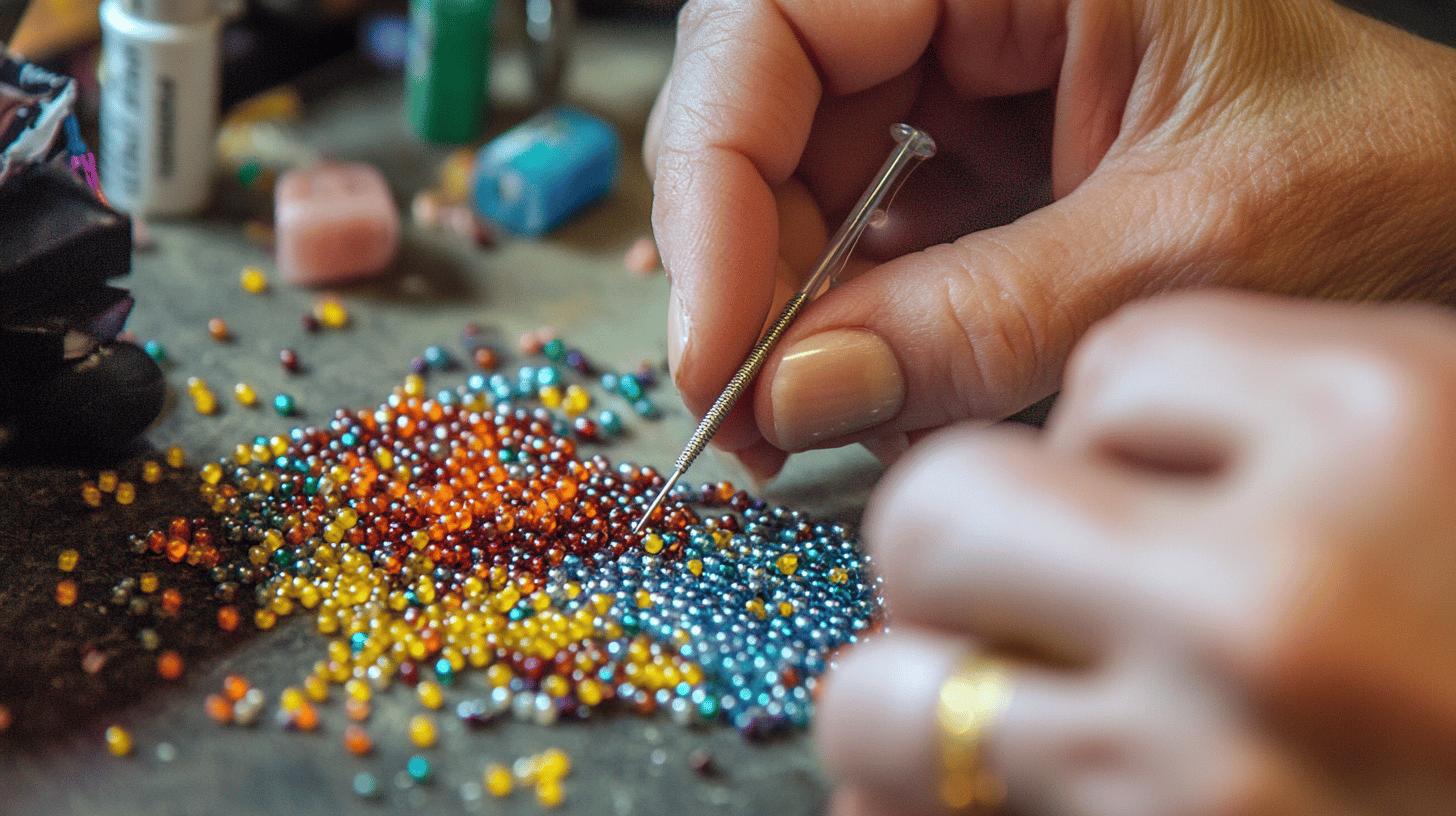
(406, 0, 496, 144)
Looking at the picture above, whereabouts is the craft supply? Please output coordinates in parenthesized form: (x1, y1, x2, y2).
(98, 0, 222, 215)
(471, 106, 619, 236)
(624, 236, 660, 277)
(275, 163, 400, 285)
(404, 0, 495, 144)
(634, 123, 936, 532)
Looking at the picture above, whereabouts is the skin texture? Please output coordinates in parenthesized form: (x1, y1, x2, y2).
(819, 291, 1456, 815)
(644, 0, 1456, 479)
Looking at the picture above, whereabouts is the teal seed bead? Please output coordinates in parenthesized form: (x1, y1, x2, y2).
(143, 340, 167, 362)
(597, 410, 623, 435)
(632, 398, 659, 418)
(406, 755, 432, 783)
(617, 374, 644, 401)
(536, 366, 562, 387)
(353, 772, 380, 798)
(273, 393, 296, 417)
(599, 373, 618, 391)
(542, 338, 566, 361)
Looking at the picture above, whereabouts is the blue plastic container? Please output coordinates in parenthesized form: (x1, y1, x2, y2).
(471, 106, 619, 236)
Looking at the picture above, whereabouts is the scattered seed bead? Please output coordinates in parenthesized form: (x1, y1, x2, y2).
(408, 714, 437, 748)
(104, 725, 133, 757)
(240, 266, 269, 294)
(97, 471, 119, 492)
(473, 347, 498, 370)
(165, 446, 186, 468)
(407, 754, 433, 783)
(157, 650, 184, 680)
(353, 772, 380, 799)
(143, 339, 167, 362)
(344, 724, 373, 755)
(273, 393, 296, 417)
(417, 680, 444, 710)
(484, 764, 512, 797)
(280, 687, 306, 713)
(223, 675, 250, 701)
(536, 780, 564, 808)
(205, 694, 233, 724)
(292, 703, 320, 731)
(776, 553, 799, 575)
(279, 348, 301, 373)
(160, 588, 182, 615)
(207, 317, 231, 342)
(345, 698, 371, 722)
(139, 573, 158, 593)
(233, 383, 258, 406)
(115, 481, 136, 505)
(81, 482, 102, 508)
(217, 605, 240, 631)
(423, 345, 453, 370)
(57, 549, 79, 571)
(55, 579, 78, 606)
(141, 460, 163, 484)
(254, 609, 277, 630)
(314, 298, 349, 329)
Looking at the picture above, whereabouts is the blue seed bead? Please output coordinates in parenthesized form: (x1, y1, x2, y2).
(273, 393, 296, 416)
(143, 339, 167, 362)
(600, 373, 619, 392)
(597, 410, 623, 436)
(536, 366, 561, 387)
(406, 755, 432, 783)
(632, 398, 659, 418)
(353, 772, 380, 798)
(423, 345, 453, 370)
(542, 338, 566, 361)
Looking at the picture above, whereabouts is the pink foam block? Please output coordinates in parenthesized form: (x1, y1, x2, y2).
(275, 162, 400, 285)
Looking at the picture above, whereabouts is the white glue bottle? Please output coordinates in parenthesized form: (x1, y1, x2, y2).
(99, 0, 221, 216)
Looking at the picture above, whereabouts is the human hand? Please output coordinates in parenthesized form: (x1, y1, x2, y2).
(815, 291, 1456, 816)
(645, 0, 1456, 480)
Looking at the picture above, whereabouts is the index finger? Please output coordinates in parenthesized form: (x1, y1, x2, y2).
(651, 0, 939, 432)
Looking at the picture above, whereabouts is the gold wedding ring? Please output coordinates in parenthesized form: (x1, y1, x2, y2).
(937, 655, 1013, 814)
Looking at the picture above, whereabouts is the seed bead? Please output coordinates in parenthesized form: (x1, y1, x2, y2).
(104, 725, 133, 757)
(115, 482, 136, 505)
(55, 579, 78, 606)
(57, 549, 79, 571)
(240, 266, 269, 294)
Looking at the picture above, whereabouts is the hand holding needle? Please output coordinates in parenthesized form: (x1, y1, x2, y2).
(633, 123, 937, 534)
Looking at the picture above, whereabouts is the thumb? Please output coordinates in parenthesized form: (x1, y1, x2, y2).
(752, 175, 1179, 452)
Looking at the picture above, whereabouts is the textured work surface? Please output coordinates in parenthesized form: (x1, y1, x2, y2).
(0, 20, 882, 816)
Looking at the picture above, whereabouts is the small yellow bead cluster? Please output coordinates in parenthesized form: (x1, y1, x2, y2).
(80, 448, 187, 508)
(484, 747, 571, 808)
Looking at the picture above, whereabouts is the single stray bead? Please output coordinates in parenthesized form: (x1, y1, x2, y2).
(115, 482, 136, 505)
(417, 680, 444, 710)
(143, 339, 166, 362)
(353, 772, 380, 799)
(81, 482, 102, 508)
(314, 298, 349, 329)
(484, 764, 512, 797)
(537, 780, 564, 809)
(273, 393, 297, 417)
(344, 724, 373, 755)
(406, 754, 433, 783)
(97, 470, 119, 492)
(141, 460, 163, 484)
(55, 579, 78, 607)
(57, 549, 79, 571)
(240, 266, 269, 294)
(279, 348, 300, 373)
(157, 650, 184, 680)
(207, 317, 231, 342)
(408, 714, 438, 748)
(104, 725, 133, 757)
(165, 446, 185, 468)
(233, 383, 258, 407)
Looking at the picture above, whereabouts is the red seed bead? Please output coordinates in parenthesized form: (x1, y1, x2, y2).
(157, 650, 184, 680)
(279, 348, 300, 373)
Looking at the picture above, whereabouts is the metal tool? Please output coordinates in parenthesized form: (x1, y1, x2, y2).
(633, 123, 937, 533)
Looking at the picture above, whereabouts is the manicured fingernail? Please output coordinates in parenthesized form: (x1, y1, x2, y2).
(770, 329, 904, 450)
(667, 287, 689, 380)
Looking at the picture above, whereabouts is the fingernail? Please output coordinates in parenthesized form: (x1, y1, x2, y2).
(770, 329, 904, 450)
(667, 286, 689, 380)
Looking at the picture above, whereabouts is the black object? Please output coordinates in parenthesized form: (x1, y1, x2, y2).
(0, 162, 163, 452)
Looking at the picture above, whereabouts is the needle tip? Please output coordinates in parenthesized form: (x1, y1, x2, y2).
(632, 470, 682, 535)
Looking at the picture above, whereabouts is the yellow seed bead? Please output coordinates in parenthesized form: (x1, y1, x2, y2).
(96, 470, 119, 492)
(104, 725, 133, 757)
(403, 374, 426, 398)
(139, 573, 159, 594)
(562, 385, 590, 415)
(634, 589, 652, 609)
(687, 559, 703, 577)
(775, 554, 799, 575)
(778, 601, 794, 617)
(233, 382, 258, 406)
(484, 764, 512, 797)
(538, 748, 570, 780)
(746, 598, 767, 620)
(315, 298, 348, 329)
(408, 714, 437, 748)
(304, 675, 329, 703)
(115, 482, 136, 505)
(486, 663, 513, 688)
(642, 534, 664, 555)
(200, 463, 223, 485)
(538, 385, 562, 408)
(536, 779, 564, 808)
(542, 675, 569, 698)
(417, 680, 444, 710)
(239, 265, 269, 294)
(345, 678, 372, 703)
(81, 482, 102, 508)
(280, 687, 306, 713)
(165, 446, 186, 468)
(254, 609, 277, 630)
(192, 388, 218, 415)
(575, 679, 602, 707)
(828, 567, 848, 584)
(141, 460, 163, 484)
(57, 549, 79, 572)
